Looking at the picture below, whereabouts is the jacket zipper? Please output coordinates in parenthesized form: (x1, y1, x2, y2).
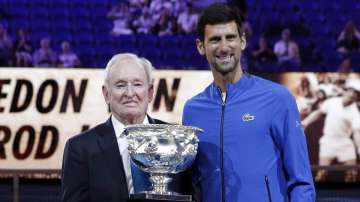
(218, 88, 226, 202)
(265, 176, 272, 202)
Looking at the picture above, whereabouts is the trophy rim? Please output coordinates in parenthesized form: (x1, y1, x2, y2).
(125, 124, 203, 133)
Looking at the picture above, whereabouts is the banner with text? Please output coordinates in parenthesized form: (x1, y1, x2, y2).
(1, 69, 359, 176)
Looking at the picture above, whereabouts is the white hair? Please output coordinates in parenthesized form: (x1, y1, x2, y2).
(104, 53, 154, 85)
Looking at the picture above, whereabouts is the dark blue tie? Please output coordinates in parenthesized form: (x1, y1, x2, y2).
(131, 161, 151, 193)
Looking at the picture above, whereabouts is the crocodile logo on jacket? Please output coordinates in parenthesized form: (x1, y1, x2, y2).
(242, 113, 255, 122)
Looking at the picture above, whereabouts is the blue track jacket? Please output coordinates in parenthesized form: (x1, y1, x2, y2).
(182, 74, 315, 202)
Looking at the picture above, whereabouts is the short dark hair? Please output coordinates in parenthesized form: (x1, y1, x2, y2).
(197, 3, 244, 41)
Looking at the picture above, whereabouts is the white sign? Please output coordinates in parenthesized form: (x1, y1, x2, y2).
(0, 68, 212, 170)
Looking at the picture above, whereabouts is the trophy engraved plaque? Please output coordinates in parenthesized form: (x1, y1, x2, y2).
(126, 124, 203, 201)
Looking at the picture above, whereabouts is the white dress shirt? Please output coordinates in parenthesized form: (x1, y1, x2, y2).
(111, 115, 149, 194)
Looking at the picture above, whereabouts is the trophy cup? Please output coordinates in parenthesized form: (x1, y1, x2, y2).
(125, 124, 203, 201)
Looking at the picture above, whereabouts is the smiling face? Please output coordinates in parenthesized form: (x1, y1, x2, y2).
(196, 21, 245, 76)
(102, 58, 153, 125)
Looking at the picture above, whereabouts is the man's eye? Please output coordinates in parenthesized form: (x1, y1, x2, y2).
(227, 35, 236, 41)
(116, 84, 126, 88)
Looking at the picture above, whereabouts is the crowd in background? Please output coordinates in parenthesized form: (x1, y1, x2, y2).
(107, 0, 199, 36)
(0, 24, 80, 68)
(0, 0, 360, 71)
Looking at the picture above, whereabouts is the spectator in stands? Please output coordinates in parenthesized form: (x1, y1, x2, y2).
(302, 79, 360, 182)
(58, 41, 80, 68)
(13, 28, 32, 67)
(338, 57, 353, 73)
(0, 23, 12, 66)
(251, 36, 276, 62)
(337, 21, 360, 54)
(149, 0, 166, 22)
(107, 2, 133, 36)
(170, 0, 186, 17)
(32, 37, 58, 67)
(133, 8, 154, 34)
(152, 8, 177, 36)
(177, 2, 198, 34)
(274, 28, 301, 68)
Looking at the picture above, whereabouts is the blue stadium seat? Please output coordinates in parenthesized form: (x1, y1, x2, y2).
(349, 52, 360, 72)
(113, 34, 137, 49)
(10, 0, 29, 7)
(70, 0, 89, 8)
(50, 19, 72, 33)
(72, 21, 92, 32)
(158, 35, 180, 50)
(137, 34, 159, 49)
(70, 7, 91, 19)
(12, 18, 31, 30)
(162, 49, 184, 68)
(52, 32, 73, 45)
(51, 8, 71, 19)
(49, 0, 70, 9)
(9, 4, 28, 18)
(29, 8, 50, 19)
(73, 32, 94, 45)
(322, 50, 343, 72)
(31, 20, 51, 33)
(180, 34, 196, 49)
(29, 0, 49, 8)
(139, 49, 162, 68)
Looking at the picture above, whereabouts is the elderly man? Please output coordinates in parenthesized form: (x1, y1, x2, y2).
(61, 53, 189, 202)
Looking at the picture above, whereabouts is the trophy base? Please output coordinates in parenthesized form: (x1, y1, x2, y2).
(129, 193, 192, 202)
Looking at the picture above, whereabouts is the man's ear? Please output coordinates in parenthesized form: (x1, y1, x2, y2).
(148, 83, 154, 103)
(102, 85, 110, 104)
(196, 39, 205, 55)
(240, 34, 246, 50)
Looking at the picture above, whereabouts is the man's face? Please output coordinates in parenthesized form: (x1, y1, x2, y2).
(102, 59, 153, 123)
(196, 21, 245, 75)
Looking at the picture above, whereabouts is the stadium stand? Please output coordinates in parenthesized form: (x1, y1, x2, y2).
(0, 0, 359, 71)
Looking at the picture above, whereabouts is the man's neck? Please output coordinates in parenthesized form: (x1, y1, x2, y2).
(115, 114, 147, 126)
(213, 66, 243, 92)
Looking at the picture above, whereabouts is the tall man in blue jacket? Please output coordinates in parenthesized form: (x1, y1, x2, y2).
(182, 3, 316, 202)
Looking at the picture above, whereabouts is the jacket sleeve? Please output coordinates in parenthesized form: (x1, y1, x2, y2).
(61, 138, 89, 202)
(271, 90, 316, 202)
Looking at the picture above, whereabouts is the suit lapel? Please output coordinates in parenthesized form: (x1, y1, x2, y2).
(147, 115, 156, 124)
(95, 118, 129, 196)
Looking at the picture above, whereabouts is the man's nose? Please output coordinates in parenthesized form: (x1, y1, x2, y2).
(219, 39, 230, 52)
(124, 85, 135, 96)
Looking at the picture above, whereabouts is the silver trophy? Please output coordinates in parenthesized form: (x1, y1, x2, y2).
(125, 124, 203, 201)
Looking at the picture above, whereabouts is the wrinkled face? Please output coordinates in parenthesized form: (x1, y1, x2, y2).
(196, 21, 245, 75)
(102, 59, 153, 122)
